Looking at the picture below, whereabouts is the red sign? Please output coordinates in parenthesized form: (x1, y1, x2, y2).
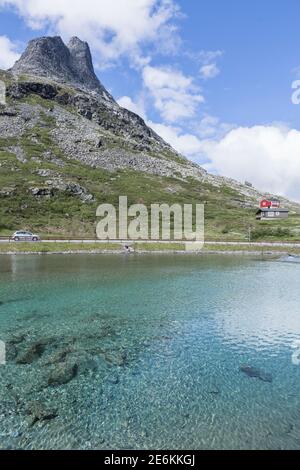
(260, 199, 280, 209)
(260, 200, 271, 208)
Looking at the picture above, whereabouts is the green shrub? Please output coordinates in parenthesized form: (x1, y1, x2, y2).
(252, 227, 291, 240)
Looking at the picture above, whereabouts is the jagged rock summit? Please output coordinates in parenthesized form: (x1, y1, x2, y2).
(11, 35, 111, 98)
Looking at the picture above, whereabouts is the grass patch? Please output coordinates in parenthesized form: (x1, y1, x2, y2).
(0, 137, 18, 149)
(0, 242, 123, 253)
(134, 242, 185, 251)
(251, 227, 292, 240)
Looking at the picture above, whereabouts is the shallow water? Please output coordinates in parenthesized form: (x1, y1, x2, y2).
(0, 253, 300, 450)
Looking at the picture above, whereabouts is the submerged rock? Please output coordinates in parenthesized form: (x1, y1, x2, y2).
(6, 334, 27, 361)
(7, 334, 26, 345)
(104, 350, 127, 367)
(26, 400, 57, 426)
(6, 344, 18, 361)
(48, 362, 78, 386)
(107, 373, 119, 385)
(71, 355, 98, 375)
(240, 365, 273, 383)
(43, 346, 73, 365)
(15, 338, 51, 364)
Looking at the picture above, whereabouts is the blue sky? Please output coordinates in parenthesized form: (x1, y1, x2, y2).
(1, 0, 300, 199)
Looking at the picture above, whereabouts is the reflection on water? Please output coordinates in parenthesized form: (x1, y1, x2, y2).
(0, 254, 300, 450)
(278, 254, 300, 263)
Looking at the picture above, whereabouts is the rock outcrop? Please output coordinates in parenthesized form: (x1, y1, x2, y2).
(11, 36, 111, 98)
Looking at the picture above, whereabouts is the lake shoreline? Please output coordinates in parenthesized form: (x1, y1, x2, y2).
(0, 249, 289, 256)
(1, 240, 299, 256)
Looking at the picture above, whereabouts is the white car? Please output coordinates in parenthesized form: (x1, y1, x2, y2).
(12, 231, 40, 242)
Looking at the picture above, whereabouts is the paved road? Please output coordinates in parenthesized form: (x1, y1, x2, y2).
(0, 239, 113, 244)
(1, 238, 300, 247)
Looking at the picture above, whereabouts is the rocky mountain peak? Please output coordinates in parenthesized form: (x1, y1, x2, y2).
(68, 36, 94, 73)
(11, 35, 111, 98)
(67, 36, 107, 94)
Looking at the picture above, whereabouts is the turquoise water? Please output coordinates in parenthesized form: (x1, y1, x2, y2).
(0, 253, 300, 450)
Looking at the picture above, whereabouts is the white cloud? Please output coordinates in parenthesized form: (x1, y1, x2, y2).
(148, 121, 203, 156)
(117, 95, 146, 119)
(149, 119, 300, 201)
(199, 63, 219, 80)
(142, 65, 204, 122)
(196, 49, 223, 63)
(0, 0, 180, 65)
(147, 115, 234, 157)
(0, 35, 20, 69)
(197, 115, 221, 138)
(196, 115, 235, 139)
(200, 125, 300, 200)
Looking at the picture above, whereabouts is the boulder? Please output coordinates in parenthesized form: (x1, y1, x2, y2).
(43, 346, 72, 365)
(16, 339, 51, 364)
(0, 186, 16, 197)
(6, 334, 26, 361)
(29, 187, 55, 198)
(26, 400, 57, 426)
(48, 362, 78, 386)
